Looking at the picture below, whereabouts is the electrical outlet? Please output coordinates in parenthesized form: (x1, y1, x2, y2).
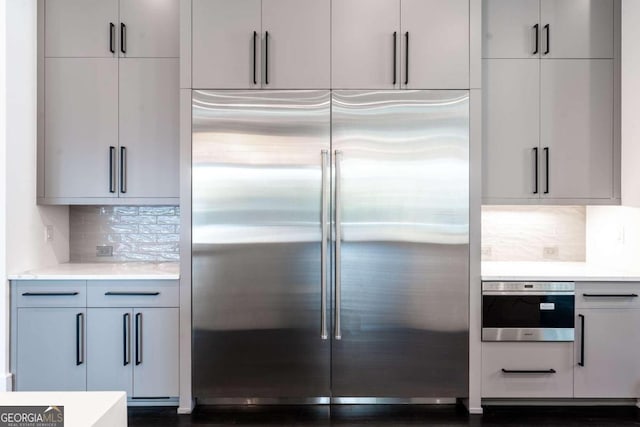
(543, 246, 559, 259)
(45, 225, 54, 242)
(96, 245, 113, 257)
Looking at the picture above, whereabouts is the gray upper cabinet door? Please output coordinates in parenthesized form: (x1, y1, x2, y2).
(262, 0, 330, 89)
(540, 60, 613, 200)
(401, 0, 469, 89)
(192, 0, 261, 89)
(483, 59, 540, 201)
(574, 310, 640, 398)
(45, 58, 118, 199)
(45, 0, 118, 57)
(132, 308, 179, 397)
(16, 308, 86, 391)
(87, 308, 133, 395)
(541, 0, 614, 58)
(119, 0, 180, 58)
(483, 0, 541, 58)
(119, 59, 179, 198)
(332, 0, 400, 89)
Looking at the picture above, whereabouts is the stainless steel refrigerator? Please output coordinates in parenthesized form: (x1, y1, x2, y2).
(192, 90, 469, 402)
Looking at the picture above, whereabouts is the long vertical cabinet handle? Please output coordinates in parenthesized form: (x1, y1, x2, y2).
(264, 31, 269, 85)
(533, 24, 539, 55)
(533, 147, 539, 194)
(76, 313, 84, 366)
(123, 313, 130, 366)
(404, 32, 409, 85)
(120, 23, 127, 54)
(109, 146, 116, 193)
(135, 313, 142, 365)
(334, 150, 343, 340)
(253, 31, 258, 85)
(320, 150, 329, 340)
(544, 147, 549, 194)
(120, 146, 127, 194)
(110, 23, 116, 54)
(544, 24, 550, 55)
(578, 314, 585, 367)
(392, 32, 397, 85)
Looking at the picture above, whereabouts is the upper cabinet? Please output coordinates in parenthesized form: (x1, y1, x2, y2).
(119, 0, 180, 58)
(484, 0, 614, 59)
(332, 0, 469, 89)
(192, 0, 330, 89)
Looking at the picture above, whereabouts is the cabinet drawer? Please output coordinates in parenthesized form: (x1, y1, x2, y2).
(87, 280, 179, 307)
(482, 342, 574, 398)
(15, 281, 86, 307)
(576, 283, 640, 309)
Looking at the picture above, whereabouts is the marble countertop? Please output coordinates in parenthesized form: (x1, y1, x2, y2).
(482, 261, 640, 282)
(8, 262, 180, 280)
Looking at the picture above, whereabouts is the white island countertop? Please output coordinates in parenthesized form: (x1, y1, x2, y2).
(482, 261, 640, 282)
(7, 262, 180, 280)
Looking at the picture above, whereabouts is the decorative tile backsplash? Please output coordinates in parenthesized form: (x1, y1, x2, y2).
(69, 206, 180, 262)
(482, 206, 586, 262)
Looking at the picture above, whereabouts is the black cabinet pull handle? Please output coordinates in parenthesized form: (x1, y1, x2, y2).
(583, 293, 638, 298)
(393, 32, 397, 85)
(123, 313, 130, 366)
(110, 23, 115, 54)
(120, 23, 127, 54)
(533, 147, 539, 194)
(544, 24, 550, 55)
(502, 369, 556, 374)
(22, 292, 78, 296)
(404, 32, 409, 85)
(533, 24, 539, 55)
(109, 146, 116, 193)
(120, 146, 127, 194)
(544, 147, 549, 194)
(264, 31, 269, 85)
(135, 313, 142, 365)
(76, 313, 84, 366)
(253, 31, 258, 85)
(105, 291, 160, 296)
(578, 314, 585, 367)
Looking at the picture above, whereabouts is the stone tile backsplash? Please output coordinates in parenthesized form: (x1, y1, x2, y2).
(69, 206, 180, 262)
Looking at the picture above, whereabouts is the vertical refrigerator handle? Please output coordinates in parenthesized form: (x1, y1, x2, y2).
(334, 150, 343, 340)
(321, 150, 329, 340)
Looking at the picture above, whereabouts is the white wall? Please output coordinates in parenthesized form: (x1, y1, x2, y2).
(2, 0, 70, 390)
(622, 0, 640, 206)
(0, 0, 8, 392)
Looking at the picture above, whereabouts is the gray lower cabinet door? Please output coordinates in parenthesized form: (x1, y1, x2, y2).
(482, 59, 540, 201)
(119, 0, 179, 58)
(540, 59, 613, 200)
(482, 0, 541, 59)
(262, 0, 330, 89)
(87, 308, 133, 396)
(132, 308, 179, 398)
(45, 58, 119, 199)
(332, 0, 400, 89)
(44, 0, 118, 57)
(574, 310, 640, 397)
(192, 0, 261, 89)
(119, 58, 179, 198)
(540, 0, 614, 59)
(16, 308, 86, 391)
(401, 0, 469, 89)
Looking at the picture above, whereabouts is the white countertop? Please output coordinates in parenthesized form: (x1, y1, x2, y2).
(7, 262, 180, 280)
(482, 261, 640, 282)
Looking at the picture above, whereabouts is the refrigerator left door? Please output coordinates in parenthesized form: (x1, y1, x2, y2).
(192, 90, 331, 400)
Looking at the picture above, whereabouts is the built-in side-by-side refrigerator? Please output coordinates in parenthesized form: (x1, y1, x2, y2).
(192, 90, 469, 402)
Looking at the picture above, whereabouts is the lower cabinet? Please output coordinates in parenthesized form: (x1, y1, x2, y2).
(16, 307, 87, 391)
(87, 307, 179, 398)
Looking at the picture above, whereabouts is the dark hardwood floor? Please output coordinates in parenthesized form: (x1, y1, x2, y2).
(128, 404, 640, 426)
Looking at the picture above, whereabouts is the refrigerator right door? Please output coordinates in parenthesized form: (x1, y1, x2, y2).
(331, 90, 469, 398)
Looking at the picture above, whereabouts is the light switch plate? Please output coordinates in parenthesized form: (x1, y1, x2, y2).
(96, 245, 113, 257)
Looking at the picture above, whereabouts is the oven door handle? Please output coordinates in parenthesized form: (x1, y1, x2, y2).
(483, 291, 575, 296)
